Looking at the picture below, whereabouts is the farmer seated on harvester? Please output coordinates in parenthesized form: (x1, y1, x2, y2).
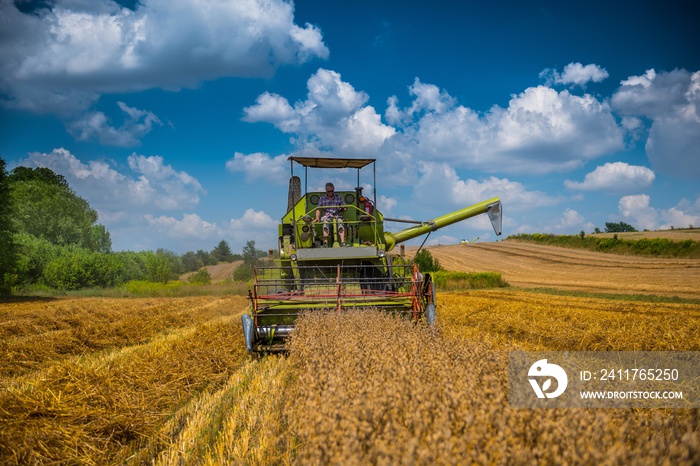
(313, 182, 347, 247)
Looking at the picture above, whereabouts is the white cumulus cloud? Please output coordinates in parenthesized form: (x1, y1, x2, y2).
(225, 152, 289, 184)
(227, 208, 278, 248)
(67, 101, 162, 146)
(611, 69, 700, 178)
(545, 208, 595, 233)
(0, 0, 328, 143)
(617, 194, 700, 231)
(145, 213, 222, 239)
(15, 147, 204, 212)
(1, 0, 328, 108)
(390, 82, 624, 174)
(540, 62, 609, 86)
(412, 162, 560, 211)
(229, 208, 277, 231)
(243, 68, 395, 155)
(242, 67, 625, 176)
(242, 92, 300, 132)
(564, 162, 655, 193)
(618, 194, 662, 231)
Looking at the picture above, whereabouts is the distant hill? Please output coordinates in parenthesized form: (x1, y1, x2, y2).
(506, 229, 699, 259)
(180, 260, 242, 283)
(415, 242, 700, 299)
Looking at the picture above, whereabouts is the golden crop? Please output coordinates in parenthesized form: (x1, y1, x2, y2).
(0, 296, 249, 464)
(283, 308, 699, 465)
(1, 291, 698, 464)
(437, 290, 700, 351)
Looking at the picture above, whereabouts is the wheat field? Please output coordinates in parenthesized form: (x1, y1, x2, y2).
(422, 242, 700, 298)
(1, 243, 699, 464)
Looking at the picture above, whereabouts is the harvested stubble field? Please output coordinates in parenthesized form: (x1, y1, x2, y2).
(422, 241, 700, 298)
(1, 242, 699, 464)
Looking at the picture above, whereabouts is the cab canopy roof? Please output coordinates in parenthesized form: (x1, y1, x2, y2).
(288, 156, 375, 169)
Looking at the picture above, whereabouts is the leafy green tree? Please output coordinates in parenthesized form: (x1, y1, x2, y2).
(181, 251, 203, 272)
(212, 239, 235, 262)
(9, 166, 68, 186)
(159, 249, 184, 277)
(43, 250, 94, 290)
(242, 240, 261, 265)
(604, 221, 638, 233)
(87, 224, 112, 253)
(0, 157, 17, 294)
(196, 249, 217, 266)
(42, 248, 126, 290)
(12, 233, 62, 286)
(232, 263, 253, 281)
(142, 249, 183, 283)
(117, 251, 149, 281)
(232, 240, 262, 281)
(8, 166, 111, 251)
(413, 249, 443, 272)
(187, 268, 212, 285)
(144, 251, 173, 284)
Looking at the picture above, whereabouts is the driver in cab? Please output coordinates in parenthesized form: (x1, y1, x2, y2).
(314, 182, 347, 247)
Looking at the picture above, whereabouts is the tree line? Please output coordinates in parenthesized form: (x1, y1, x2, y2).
(0, 158, 264, 294)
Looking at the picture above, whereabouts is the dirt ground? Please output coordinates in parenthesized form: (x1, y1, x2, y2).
(180, 260, 242, 283)
(415, 241, 700, 299)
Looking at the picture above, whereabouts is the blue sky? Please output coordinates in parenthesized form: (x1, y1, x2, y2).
(1, 0, 699, 254)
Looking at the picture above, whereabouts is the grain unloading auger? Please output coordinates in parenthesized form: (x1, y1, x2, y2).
(242, 157, 502, 352)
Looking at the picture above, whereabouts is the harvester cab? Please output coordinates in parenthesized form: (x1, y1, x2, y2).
(242, 156, 502, 352)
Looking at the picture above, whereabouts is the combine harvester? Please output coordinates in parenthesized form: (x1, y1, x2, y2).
(242, 157, 502, 352)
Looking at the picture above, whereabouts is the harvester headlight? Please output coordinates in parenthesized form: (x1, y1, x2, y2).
(290, 254, 297, 261)
(378, 250, 386, 258)
(302, 225, 310, 232)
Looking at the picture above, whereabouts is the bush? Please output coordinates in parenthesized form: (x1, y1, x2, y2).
(232, 263, 253, 282)
(414, 249, 443, 272)
(12, 233, 62, 285)
(43, 250, 96, 290)
(142, 250, 182, 284)
(187, 268, 212, 285)
(42, 248, 127, 290)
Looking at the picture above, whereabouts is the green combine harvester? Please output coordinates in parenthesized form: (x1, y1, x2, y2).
(242, 157, 502, 352)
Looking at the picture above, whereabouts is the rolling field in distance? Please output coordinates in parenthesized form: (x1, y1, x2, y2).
(420, 241, 700, 298)
(1, 240, 699, 464)
(591, 228, 700, 241)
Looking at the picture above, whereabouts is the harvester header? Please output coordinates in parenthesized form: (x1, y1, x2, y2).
(241, 157, 502, 352)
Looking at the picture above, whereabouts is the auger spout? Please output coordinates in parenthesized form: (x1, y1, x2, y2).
(383, 197, 502, 251)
